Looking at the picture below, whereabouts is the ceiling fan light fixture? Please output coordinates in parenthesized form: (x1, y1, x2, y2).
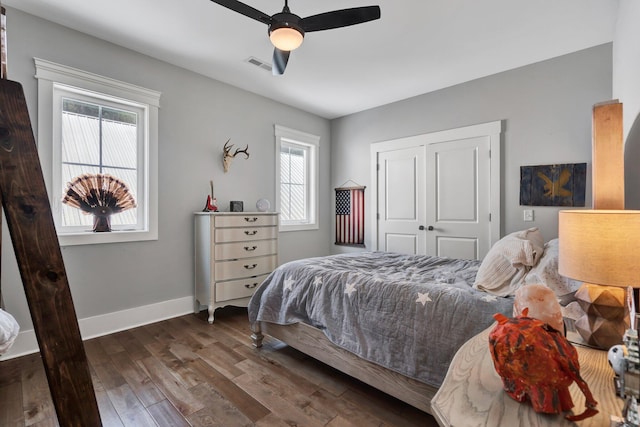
(269, 25, 304, 51)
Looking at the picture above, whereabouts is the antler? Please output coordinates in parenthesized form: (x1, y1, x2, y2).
(234, 145, 250, 159)
(222, 139, 250, 172)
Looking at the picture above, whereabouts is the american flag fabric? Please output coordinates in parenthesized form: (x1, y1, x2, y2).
(335, 187, 365, 246)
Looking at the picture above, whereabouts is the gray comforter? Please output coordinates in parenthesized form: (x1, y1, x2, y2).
(248, 251, 513, 388)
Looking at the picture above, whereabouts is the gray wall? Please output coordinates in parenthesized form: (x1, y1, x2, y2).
(2, 8, 331, 331)
(331, 44, 612, 250)
(615, 0, 640, 208)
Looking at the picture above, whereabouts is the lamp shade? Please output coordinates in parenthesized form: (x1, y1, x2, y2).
(558, 209, 640, 288)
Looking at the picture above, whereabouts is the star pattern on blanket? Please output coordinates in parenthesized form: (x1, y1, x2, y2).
(313, 276, 323, 287)
(344, 282, 357, 297)
(481, 294, 498, 302)
(416, 292, 432, 306)
(284, 276, 295, 291)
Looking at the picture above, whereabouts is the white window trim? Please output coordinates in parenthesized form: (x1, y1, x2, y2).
(275, 125, 319, 232)
(35, 58, 160, 246)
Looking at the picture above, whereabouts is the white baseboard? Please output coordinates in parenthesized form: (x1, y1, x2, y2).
(0, 296, 194, 361)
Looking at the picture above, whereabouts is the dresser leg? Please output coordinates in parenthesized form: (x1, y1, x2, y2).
(207, 306, 215, 324)
(251, 322, 263, 348)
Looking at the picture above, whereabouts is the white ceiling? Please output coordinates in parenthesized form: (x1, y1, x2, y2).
(5, 0, 619, 119)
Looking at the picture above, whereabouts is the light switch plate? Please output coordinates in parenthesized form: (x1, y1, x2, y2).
(523, 209, 534, 222)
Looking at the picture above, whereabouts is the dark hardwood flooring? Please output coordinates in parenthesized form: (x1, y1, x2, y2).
(0, 307, 439, 426)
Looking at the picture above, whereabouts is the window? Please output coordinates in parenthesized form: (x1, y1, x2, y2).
(275, 125, 319, 231)
(35, 58, 160, 245)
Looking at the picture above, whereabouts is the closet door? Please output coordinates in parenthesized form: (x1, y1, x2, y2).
(372, 121, 501, 259)
(376, 145, 426, 254)
(425, 136, 492, 260)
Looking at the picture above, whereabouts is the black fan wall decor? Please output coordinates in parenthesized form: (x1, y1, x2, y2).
(62, 173, 137, 232)
(209, 0, 381, 75)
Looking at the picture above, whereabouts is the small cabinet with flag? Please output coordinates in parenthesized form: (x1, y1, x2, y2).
(335, 186, 365, 246)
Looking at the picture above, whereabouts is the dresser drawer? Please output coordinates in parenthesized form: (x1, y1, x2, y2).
(215, 226, 277, 243)
(214, 214, 277, 228)
(214, 273, 270, 302)
(214, 255, 277, 281)
(214, 239, 277, 260)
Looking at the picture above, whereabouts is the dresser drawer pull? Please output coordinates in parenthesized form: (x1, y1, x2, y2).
(244, 283, 258, 289)
(244, 230, 258, 236)
(244, 217, 259, 222)
(244, 263, 258, 270)
(244, 245, 258, 251)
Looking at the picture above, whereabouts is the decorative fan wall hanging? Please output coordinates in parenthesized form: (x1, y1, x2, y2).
(209, 0, 381, 75)
(62, 173, 136, 232)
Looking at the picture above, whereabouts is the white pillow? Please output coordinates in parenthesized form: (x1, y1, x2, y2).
(524, 238, 582, 299)
(473, 227, 544, 296)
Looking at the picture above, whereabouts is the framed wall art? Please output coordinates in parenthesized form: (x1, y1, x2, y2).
(520, 163, 586, 207)
(335, 185, 365, 246)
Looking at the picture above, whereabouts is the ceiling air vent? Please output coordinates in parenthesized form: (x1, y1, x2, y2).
(246, 57, 271, 72)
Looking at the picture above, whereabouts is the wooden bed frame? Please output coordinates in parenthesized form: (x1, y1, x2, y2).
(251, 320, 437, 414)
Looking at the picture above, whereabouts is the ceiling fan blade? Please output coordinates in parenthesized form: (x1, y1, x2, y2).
(300, 6, 380, 32)
(272, 48, 290, 75)
(209, 0, 272, 25)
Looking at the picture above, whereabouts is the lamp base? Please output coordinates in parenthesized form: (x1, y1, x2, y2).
(574, 314, 628, 349)
(574, 283, 629, 350)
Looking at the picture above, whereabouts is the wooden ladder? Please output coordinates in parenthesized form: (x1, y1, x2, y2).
(0, 7, 102, 425)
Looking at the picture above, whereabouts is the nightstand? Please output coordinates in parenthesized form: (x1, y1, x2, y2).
(431, 326, 623, 426)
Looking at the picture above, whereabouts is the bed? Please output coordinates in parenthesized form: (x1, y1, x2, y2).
(248, 229, 580, 414)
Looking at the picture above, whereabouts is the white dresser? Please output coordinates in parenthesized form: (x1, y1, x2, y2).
(194, 212, 278, 323)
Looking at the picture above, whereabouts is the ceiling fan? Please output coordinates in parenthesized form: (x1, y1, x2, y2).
(209, 0, 381, 75)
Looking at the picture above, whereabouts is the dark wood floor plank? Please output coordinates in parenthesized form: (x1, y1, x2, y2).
(144, 340, 202, 389)
(188, 358, 270, 423)
(143, 322, 178, 345)
(97, 333, 126, 356)
(187, 383, 253, 427)
(0, 355, 27, 385)
(126, 324, 158, 347)
(0, 308, 439, 426)
(21, 356, 56, 426)
(341, 385, 436, 427)
(253, 412, 295, 427)
(137, 355, 204, 416)
(234, 373, 326, 427)
(105, 383, 148, 420)
(0, 380, 24, 426)
(26, 418, 59, 427)
(117, 409, 159, 427)
(236, 358, 333, 426)
(196, 343, 245, 379)
(309, 388, 386, 427)
(198, 324, 247, 350)
(236, 355, 319, 398)
(146, 399, 191, 427)
(325, 414, 372, 427)
(109, 351, 165, 408)
(161, 318, 206, 353)
(113, 330, 153, 361)
(84, 338, 114, 367)
(92, 358, 128, 390)
(93, 381, 125, 427)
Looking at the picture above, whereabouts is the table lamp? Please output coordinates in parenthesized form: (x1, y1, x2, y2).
(558, 210, 640, 349)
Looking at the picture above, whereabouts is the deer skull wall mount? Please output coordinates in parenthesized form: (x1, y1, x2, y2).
(222, 139, 250, 173)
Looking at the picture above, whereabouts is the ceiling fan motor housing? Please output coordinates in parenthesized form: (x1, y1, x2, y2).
(269, 12, 305, 39)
